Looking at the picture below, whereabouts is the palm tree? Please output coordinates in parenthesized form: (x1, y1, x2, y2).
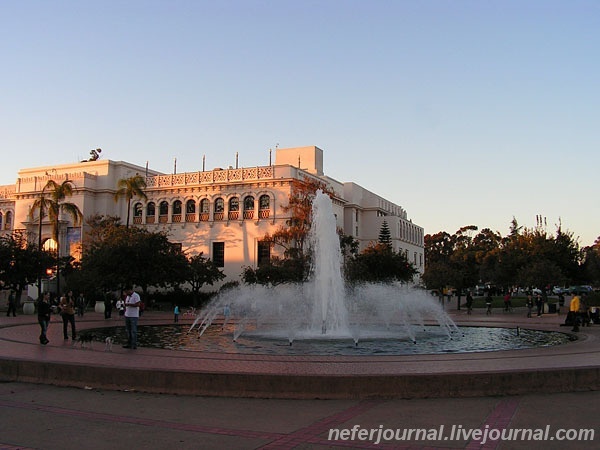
(44, 179, 84, 294)
(30, 190, 52, 299)
(114, 175, 148, 228)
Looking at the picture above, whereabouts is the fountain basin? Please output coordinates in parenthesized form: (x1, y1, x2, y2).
(82, 324, 573, 356)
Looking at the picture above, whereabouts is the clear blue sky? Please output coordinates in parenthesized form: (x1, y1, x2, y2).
(1, 1, 598, 246)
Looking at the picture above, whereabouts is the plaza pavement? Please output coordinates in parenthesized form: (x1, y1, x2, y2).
(1, 303, 599, 449)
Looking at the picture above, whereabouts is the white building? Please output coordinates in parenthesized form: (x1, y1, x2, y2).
(0, 146, 424, 284)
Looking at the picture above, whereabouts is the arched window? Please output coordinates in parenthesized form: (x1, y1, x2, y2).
(159, 201, 169, 223)
(200, 199, 210, 213)
(146, 202, 156, 224)
(214, 198, 224, 212)
(214, 198, 224, 221)
(185, 200, 196, 222)
(159, 201, 169, 215)
(133, 203, 143, 224)
(4, 211, 12, 230)
(186, 200, 196, 213)
(228, 197, 239, 220)
(43, 238, 58, 254)
(259, 194, 270, 219)
(172, 200, 182, 223)
(200, 199, 210, 221)
(243, 196, 254, 219)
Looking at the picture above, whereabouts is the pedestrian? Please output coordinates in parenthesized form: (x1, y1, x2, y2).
(59, 293, 76, 340)
(465, 291, 473, 315)
(37, 292, 52, 345)
(103, 291, 113, 319)
(173, 304, 180, 323)
(503, 292, 512, 312)
(535, 293, 543, 317)
(570, 294, 581, 332)
(123, 286, 141, 349)
(526, 294, 533, 318)
(116, 296, 125, 317)
(6, 289, 17, 317)
(485, 291, 493, 315)
(76, 292, 86, 317)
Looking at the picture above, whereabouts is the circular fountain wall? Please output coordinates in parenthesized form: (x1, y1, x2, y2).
(85, 324, 572, 356)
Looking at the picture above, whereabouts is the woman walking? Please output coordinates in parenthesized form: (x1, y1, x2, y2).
(37, 292, 52, 345)
(59, 292, 77, 340)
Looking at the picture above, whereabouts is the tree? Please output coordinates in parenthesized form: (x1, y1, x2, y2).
(114, 175, 147, 228)
(255, 178, 335, 282)
(80, 225, 188, 302)
(378, 220, 392, 249)
(582, 238, 600, 286)
(345, 242, 417, 283)
(32, 179, 83, 294)
(0, 232, 54, 303)
(184, 253, 225, 307)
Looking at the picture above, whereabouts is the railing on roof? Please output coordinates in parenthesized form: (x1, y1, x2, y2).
(145, 166, 275, 188)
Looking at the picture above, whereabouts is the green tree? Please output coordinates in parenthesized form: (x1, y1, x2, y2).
(345, 242, 417, 283)
(184, 253, 225, 307)
(582, 238, 600, 286)
(80, 226, 188, 302)
(114, 175, 147, 228)
(378, 220, 392, 249)
(0, 232, 54, 302)
(35, 179, 84, 294)
(422, 231, 455, 297)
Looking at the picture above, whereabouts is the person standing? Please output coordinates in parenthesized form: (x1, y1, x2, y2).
(535, 293, 543, 317)
(570, 294, 581, 332)
(465, 291, 473, 315)
(485, 290, 493, 315)
(6, 290, 17, 317)
(76, 292, 86, 317)
(123, 286, 141, 349)
(173, 304, 180, 323)
(116, 296, 125, 317)
(526, 294, 534, 318)
(59, 293, 76, 340)
(103, 292, 113, 319)
(37, 292, 52, 345)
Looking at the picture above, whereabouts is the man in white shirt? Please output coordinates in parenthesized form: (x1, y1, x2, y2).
(123, 286, 141, 349)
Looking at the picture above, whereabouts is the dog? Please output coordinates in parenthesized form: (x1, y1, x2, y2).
(104, 336, 114, 352)
(76, 334, 95, 349)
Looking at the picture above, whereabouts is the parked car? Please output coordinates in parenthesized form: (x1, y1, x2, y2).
(567, 285, 593, 295)
(473, 285, 486, 296)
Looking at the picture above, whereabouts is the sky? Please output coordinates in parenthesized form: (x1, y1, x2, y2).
(1, 0, 598, 247)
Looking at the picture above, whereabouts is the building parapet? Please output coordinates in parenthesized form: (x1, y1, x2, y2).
(144, 164, 330, 189)
(0, 185, 15, 199)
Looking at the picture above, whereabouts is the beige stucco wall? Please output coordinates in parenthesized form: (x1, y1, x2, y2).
(1, 146, 424, 285)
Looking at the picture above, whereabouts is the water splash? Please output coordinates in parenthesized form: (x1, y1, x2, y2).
(191, 190, 458, 345)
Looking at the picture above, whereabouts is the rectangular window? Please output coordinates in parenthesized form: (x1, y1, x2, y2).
(213, 242, 225, 267)
(257, 241, 271, 267)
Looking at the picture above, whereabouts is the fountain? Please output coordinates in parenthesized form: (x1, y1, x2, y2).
(81, 190, 573, 358)
(189, 190, 459, 347)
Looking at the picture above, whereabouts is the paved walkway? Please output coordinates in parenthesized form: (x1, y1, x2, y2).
(1, 306, 599, 449)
